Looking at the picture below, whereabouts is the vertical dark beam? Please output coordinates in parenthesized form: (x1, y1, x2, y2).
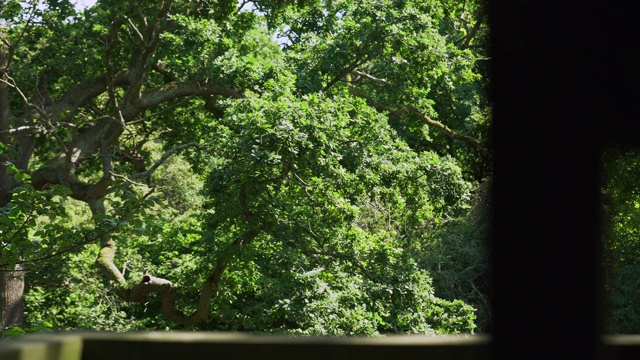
(490, 2, 604, 358)
(599, 2, 640, 350)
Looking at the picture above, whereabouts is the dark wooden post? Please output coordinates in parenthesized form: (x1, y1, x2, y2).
(490, 2, 604, 358)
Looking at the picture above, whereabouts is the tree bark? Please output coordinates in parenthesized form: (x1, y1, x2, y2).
(1, 37, 26, 335)
(0, 265, 25, 331)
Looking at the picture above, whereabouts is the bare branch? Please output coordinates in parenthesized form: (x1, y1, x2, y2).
(130, 142, 203, 182)
(0, 125, 45, 134)
(351, 70, 389, 86)
(237, 0, 250, 12)
(322, 51, 372, 93)
(103, 16, 133, 135)
(403, 104, 489, 156)
(109, 172, 151, 188)
(121, 1, 175, 106)
(125, 16, 145, 44)
(57, 71, 132, 114)
(126, 275, 172, 302)
(0, 75, 68, 152)
(0, 75, 30, 106)
(31, 78, 240, 192)
(105, 141, 202, 195)
(86, 140, 116, 198)
(0, 122, 77, 134)
(131, 79, 243, 117)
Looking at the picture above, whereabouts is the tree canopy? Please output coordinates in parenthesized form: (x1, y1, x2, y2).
(0, 0, 490, 335)
(601, 146, 640, 334)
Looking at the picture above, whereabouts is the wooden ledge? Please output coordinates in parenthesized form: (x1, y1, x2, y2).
(1, 332, 490, 360)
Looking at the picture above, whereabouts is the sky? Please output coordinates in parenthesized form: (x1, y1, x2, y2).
(73, 0, 97, 9)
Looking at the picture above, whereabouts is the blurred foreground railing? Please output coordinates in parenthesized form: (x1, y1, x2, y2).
(0, 331, 490, 360)
(3, 332, 640, 359)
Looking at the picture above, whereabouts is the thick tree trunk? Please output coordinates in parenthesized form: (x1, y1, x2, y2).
(0, 265, 25, 332)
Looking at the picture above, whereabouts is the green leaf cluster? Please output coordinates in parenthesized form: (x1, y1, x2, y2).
(601, 146, 640, 333)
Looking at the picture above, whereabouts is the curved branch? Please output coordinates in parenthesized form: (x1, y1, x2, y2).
(321, 45, 384, 93)
(348, 87, 489, 157)
(403, 104, 490, 157)
(152, 60, 178, 83)
(86, 139, 115, 199)
(114, 227, 263, 325)
(0, 73, 67, 154)
(56, 71, 132, 121)
(81, 138, 263, 325)
(31, 78, 241, 192)
(131, 79, 243, 118)
(108, 142, 205, 193)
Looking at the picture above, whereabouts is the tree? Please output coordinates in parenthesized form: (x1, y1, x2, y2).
(1, 0, 490, 333)
(601, 146, 640, 333)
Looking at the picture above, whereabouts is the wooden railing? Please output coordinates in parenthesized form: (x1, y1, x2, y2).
(0, 332, 491, 360)
(3, 332, 640, 359)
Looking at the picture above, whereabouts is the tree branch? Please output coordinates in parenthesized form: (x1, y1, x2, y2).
(151, 60, 178, 84)
(131, 79, 243, 118)
(103, 17, 129, 133)
(283, 240, 388, 285)
(86, 139, 115, 199)
(128, 95, 192, 125)
(115, 226, 263, 325)
(107, 142, 204, 193)
(321, 50, 374, 93)
(456, 8, 487, 51)
(403, 104, 489, 156)
(121, 1, 174, 106)
(125, 16, 145, 45)
(0, 184, 157, 269)
(348, 87, 489, 157)
(351, 70, 388, 86)
(31, 78, 241, 192)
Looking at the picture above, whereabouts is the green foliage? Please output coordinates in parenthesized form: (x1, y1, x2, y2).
(601, 146, 640, 333)
(0, 164, 77, 268)
(24, 248, 142, 332)
(417, 178, 491, 332)
(207, 244, 475, 335)
(4, 0, 490, 336)
(2, 320, 52, 339)
(22, 146, 208, 332)
(266, 0, 490, 180)
(199, 83, 477, 334)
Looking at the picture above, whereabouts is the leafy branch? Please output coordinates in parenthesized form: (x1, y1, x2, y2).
(0, 183, 157, 269)
(348, 87, 489, 157)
